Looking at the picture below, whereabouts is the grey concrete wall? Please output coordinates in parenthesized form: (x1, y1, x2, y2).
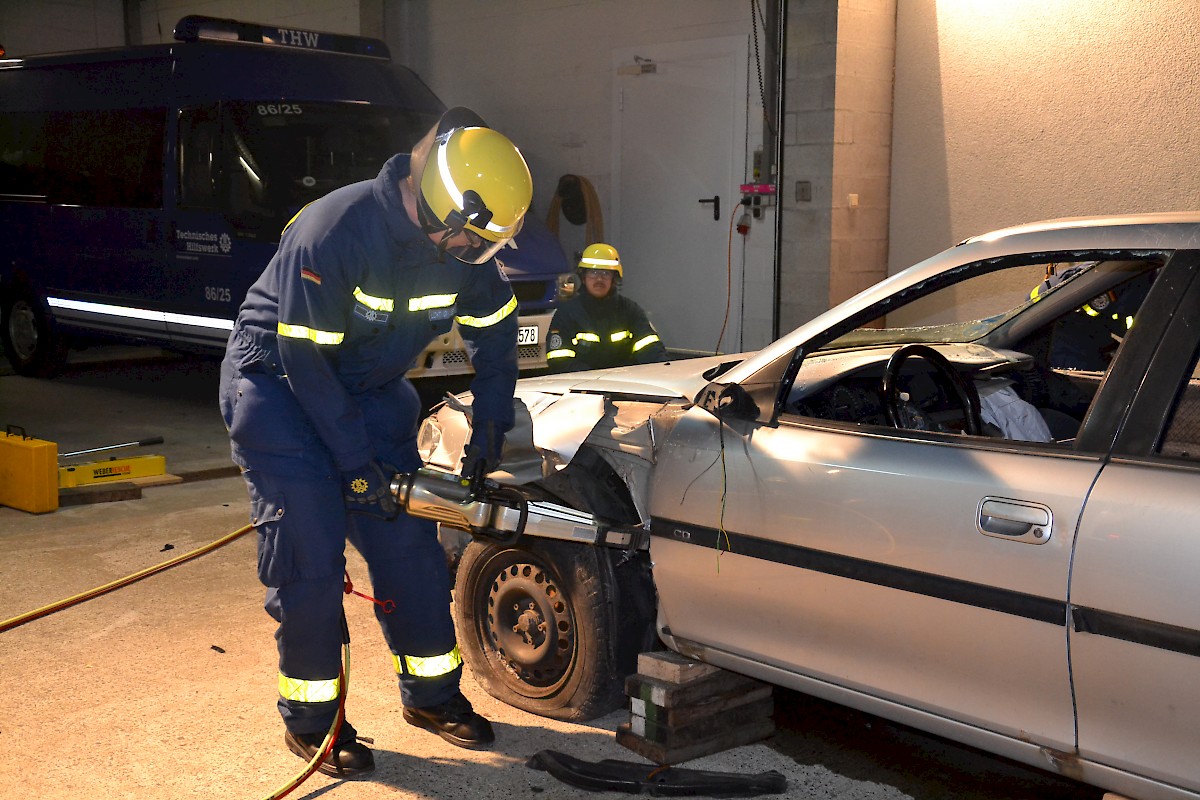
(778, 0, 895, 333)
(890, 0, 1200, 273)
(387, 1, 753, 236)
(134, 0, 361, 41)
(779, 0, 836, 334)
(0, 0, 124, 55)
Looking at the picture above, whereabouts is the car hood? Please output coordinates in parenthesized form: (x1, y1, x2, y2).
(510, 353, 747, 402)
(419, 355, 735, 488)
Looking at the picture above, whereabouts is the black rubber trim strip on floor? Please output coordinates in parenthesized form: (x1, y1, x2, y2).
(527, 749, 787, 796)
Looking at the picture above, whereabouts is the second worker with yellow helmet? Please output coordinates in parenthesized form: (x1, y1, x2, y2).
(545, 243, 668, 372)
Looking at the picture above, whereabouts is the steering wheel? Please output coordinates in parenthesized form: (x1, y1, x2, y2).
(882, 344, 983, 435)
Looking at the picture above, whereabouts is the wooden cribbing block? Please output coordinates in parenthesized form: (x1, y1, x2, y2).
(629, 695, 774, 744)
(58, 481, 142, 507)
(617, 659, 775, 764)
(616, 717, 776, 766)
(635, 650, 723, 684)
(623, 667, 765, 711)
(630, 683, 773, 730)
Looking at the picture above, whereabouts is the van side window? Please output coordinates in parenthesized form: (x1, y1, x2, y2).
(44, 108, 166, 208)
(0, 112, 49, 198)
(178, 106, 220, 208)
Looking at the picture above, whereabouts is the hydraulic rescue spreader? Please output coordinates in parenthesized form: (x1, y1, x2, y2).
(390, 465, 643, 549)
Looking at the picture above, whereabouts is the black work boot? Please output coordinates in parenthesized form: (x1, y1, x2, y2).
(284, 727, 375, 779)
(402, 692, 495, 749)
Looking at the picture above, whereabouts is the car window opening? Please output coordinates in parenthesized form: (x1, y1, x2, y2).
(783, 256, 1166, 448)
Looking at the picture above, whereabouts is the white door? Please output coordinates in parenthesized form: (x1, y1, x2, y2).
(612, 37, 748, 355)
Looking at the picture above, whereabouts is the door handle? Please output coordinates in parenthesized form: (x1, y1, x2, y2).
(977, 498, 1052, 545)
(698, 195, 720, 220)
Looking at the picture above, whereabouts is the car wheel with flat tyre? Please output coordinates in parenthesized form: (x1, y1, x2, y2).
(454, 536, 655, 722)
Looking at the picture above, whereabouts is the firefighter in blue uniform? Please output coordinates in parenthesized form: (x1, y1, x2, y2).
(218, 108, 529, 778)
(1029, 263, 1148, 371)
(544, 243, 667, 372)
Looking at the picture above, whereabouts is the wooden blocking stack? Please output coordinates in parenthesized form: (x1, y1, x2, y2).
(616, 650, 774, 765)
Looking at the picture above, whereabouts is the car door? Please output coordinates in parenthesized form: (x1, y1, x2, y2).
(1068, 255, 1200, 793)
(649, 253, 1177, 754)
(652, 405, 1091, 750)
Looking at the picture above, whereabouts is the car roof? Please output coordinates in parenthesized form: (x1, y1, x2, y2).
(958, 212, 1200, 245)
(721, 213, 1200, 386)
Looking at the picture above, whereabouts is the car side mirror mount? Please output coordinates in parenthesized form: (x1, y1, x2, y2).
(695, 381, 759, 421)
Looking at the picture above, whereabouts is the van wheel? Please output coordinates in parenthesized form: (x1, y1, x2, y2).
(1, 286, 68, 377)
(454, 537, 653, 722)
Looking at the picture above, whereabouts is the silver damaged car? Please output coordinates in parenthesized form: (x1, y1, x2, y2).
(419, 213, 1200, 800)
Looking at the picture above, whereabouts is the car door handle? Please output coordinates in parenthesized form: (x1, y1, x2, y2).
(698, 195, 720, 220)
(978, 498, 1052, 545)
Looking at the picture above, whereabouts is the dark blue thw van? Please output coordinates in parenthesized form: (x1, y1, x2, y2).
(0, 15, 567, 377)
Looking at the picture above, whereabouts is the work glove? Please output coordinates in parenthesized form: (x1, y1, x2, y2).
(341, 460, 399, 520)
(461, 419, 505, 480)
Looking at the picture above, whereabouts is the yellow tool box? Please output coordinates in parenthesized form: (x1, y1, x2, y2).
(58, 454, 168, 488)
(0, 425, 58, 514)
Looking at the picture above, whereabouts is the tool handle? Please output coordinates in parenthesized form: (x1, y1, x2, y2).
(60, 436, 166, 459)
(467, 460, 488, 500)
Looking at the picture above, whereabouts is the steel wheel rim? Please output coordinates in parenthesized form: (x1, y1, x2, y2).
(8, 301, 39, 361)
(478, 552, 577, 698)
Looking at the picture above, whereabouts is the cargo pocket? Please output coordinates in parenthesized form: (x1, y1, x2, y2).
(251, 492, 294, 587)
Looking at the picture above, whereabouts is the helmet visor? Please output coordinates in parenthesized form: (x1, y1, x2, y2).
(416, 190, 520, 264)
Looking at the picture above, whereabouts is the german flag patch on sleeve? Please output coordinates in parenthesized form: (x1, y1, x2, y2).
(300, 267, 322, 285)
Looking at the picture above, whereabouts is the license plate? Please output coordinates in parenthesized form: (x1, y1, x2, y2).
(518, 325, 539, 345)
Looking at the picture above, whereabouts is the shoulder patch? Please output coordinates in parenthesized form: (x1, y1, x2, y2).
(300, 267, 322, 285)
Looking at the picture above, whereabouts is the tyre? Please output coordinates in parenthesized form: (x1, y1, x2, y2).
(454, 536, 656, 721)
(1, 284, 68, 377)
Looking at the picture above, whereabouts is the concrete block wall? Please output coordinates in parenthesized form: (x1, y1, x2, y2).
(778, 0, 836, 334)
(829, 0, 895, 307)
(777, 0, 895, 333)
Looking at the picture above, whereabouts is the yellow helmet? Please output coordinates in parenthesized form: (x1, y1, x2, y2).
(578, 242, 623, 280)
(415, 107, 533, 264)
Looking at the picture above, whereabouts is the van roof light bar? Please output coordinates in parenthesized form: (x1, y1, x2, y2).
(172, 15, 391, 60)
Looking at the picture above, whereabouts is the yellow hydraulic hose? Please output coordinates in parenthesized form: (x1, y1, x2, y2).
(0, 520, 350, 798)
(0, 522, 254, 633)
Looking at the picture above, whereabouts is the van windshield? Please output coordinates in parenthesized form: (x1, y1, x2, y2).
(179, 101, 440, 237)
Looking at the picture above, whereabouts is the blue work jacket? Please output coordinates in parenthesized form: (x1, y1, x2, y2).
(226, 154, 518, 472)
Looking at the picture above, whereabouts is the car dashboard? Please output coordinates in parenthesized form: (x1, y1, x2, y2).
(787, 343, 1037, 429)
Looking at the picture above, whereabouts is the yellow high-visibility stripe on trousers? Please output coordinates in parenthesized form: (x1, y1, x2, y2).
(393, 645, 463, 678)
(278, 672, 340, 703)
